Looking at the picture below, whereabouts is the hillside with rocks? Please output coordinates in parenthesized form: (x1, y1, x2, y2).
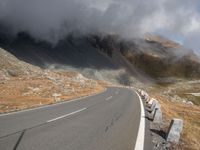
(0, 47, 104, 113)
(0, 47, 42, 78)
(0, 32, 143, 86)
(91, 34, 200, 80)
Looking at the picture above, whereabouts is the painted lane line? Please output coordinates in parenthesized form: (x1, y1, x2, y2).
(134, 91, 145, 150)
(0, 108, 87, 139)
(47, 108, 87, 123)
(105, 96, 112, 101)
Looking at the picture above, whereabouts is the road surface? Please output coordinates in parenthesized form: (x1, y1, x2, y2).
(0, 87, 152, 150)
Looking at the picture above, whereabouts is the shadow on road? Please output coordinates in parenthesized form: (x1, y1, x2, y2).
(13, 130, 26, 150)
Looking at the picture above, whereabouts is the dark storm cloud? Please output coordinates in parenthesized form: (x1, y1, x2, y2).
(0, 0, 200, 53)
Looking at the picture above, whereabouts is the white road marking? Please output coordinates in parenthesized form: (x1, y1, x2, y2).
(0, 88, 107, 117)
(47, 108, 87, 123)
(134, 91, 145, 150)
(105, 96, 112, 101)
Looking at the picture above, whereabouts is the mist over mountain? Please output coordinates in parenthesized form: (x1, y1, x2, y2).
(1, 30, 200, 86)
(0, 0, 200, 54)
(0, 0, 200, 85)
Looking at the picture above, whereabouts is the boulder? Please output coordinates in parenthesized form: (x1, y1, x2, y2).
(52, 93, 62, 102)
(52, 93, 61, 97)
(7, 69, 20, 77)
(187, 101, 194, 105)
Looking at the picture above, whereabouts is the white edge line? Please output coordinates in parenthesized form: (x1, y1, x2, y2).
(105, 96, 112, 100)
(47, 108, 87, 123)
(134, 91, 145, 150)
(0, 88, 107, 117)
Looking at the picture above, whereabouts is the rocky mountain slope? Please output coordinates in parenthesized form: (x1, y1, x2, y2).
(0, 47, 104, 113)
(2, 32, 200, 87)
(91, 34, 200, 80)
(0, 47, 42, 78)
(0, 32, 143, 85)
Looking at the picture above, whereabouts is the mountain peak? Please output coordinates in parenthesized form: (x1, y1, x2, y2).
(144, 34, 181, 49)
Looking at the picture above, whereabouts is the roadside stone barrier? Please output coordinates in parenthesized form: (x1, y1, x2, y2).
(153, 108, 162, 123)
(139, 90, 149, 101)
(147, 98, 156, 107)
(138, 89, 142, 93)
(148, 101, 160, 114)
(147, 101, 162, 123)
(148, 100, 160, 112)
(137, 88, 183, 146)
(166, 119, 183, 143)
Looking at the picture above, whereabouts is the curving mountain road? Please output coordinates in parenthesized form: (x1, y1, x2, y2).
(0, 87, 152, 150)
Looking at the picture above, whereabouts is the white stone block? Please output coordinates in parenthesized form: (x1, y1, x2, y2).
(147, 98, 155, 106)
(144, 94, 149, 101)
(149, 100, 160, 112)
(141, 91, 149, 101)
(153, 108, 162, 123)
(166, 119, 183, 143)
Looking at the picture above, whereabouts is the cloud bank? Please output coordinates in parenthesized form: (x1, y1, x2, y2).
(0, 0, 200, 53)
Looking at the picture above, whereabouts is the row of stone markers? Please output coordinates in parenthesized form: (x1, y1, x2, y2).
(138, 89, 183, 144)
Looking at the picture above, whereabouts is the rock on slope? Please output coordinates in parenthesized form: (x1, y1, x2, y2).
(0, 47, 42, 79)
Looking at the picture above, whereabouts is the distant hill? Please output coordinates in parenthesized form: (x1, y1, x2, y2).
(90, 34, 200, 80)
(121, 35, 200, 79)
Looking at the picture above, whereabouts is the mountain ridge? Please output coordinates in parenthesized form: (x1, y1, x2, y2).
(0, 32, 200, 84)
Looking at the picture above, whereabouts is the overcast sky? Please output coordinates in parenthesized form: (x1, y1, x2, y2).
(0, 0, 200, 53)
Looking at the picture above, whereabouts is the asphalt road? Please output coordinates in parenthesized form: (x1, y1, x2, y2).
(0, 87, 152, 150)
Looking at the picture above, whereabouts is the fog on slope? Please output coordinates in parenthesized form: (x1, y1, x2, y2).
(0, 0, 200, 54)
(0, 32, 145, 86)
(1, 30, 200, 86)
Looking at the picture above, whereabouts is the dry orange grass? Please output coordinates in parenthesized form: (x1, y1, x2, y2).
(0, 71, 104, 113)
(149, 88, 200, 150)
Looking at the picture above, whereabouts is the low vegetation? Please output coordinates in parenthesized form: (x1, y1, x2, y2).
(0, 70, 104, 113)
